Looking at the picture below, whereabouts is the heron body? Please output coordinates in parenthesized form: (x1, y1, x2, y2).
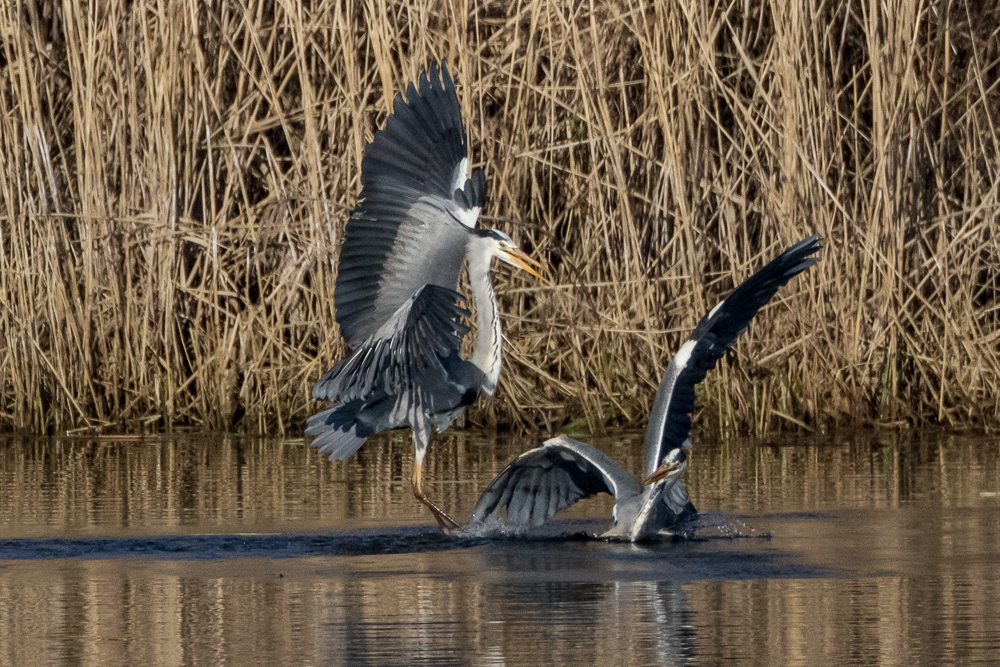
(471, 235, 823, 541)
(306, 63, 542, 530)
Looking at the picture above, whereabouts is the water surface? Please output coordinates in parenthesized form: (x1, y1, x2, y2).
(1, 431, 998, 666)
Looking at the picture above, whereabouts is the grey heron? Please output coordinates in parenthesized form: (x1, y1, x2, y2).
(470, 235, 822, 541)
(306, 63, 544, 531)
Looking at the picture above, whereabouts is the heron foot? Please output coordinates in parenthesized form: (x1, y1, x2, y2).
(411, 461, 460, 535)
(418, 494, 461, 534)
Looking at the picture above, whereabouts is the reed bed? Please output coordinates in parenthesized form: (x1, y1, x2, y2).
(0, 0, 998, 435)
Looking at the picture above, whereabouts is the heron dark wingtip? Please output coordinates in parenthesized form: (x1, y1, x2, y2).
(427, 61, 444, 93)
(392, 90, 407, 117)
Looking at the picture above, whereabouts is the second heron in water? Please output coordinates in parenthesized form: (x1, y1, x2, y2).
(471, 235, 822, 541)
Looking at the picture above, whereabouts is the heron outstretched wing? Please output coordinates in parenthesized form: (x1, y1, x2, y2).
(471, 436, 644, 528)
(335, 62, 487, 348)
(644, 235, 823, 477)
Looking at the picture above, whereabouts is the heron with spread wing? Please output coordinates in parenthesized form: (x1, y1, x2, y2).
(306, 63, 543, 531)
(471, 236, 822, 541)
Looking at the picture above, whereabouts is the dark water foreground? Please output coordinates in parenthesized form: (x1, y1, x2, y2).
(0, 431, 998, 666)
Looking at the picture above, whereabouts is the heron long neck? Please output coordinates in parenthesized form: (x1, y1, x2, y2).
(468, 239, 502, 395)
(630, 484, 665, 541)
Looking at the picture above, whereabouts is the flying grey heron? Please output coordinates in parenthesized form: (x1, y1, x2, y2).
(306, 63, 544, 531)
(470, 235, 822, 541)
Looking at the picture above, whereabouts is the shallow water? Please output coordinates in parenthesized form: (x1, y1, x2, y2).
(0, 430, 998, 666)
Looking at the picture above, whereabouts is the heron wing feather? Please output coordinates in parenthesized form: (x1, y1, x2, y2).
(644, 235, 823, 476)
(471, 436, 643, 528)
(335, 63, 484, 348)
(313, 285, 470, 417)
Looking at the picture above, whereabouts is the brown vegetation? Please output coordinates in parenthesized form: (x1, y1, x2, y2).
(0, 0, 998, 435)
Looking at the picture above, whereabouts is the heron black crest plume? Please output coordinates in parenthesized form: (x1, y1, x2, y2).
(471, 236, 822, 541)
(306, 62, 544, 532)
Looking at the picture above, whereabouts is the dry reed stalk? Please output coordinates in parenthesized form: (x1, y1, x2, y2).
(0, 0, 998, 436)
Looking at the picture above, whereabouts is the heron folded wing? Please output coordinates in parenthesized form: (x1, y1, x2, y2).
(335, 62, 484, 348)
(644, 235, 823, 477)
(314, 284, 470, 408)
(472, 436, 644, 528)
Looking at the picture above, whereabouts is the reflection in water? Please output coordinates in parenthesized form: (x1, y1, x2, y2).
(0, 431, 999, 665)
(0, 553, 701, 666)
(2, 431, 997, 537)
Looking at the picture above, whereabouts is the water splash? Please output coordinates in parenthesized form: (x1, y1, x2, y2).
(455, 516, 528, 539)
(689, 511, 772, 539)
(457, 517, 600, 540)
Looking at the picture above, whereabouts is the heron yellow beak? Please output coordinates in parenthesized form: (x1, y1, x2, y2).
(504, 247, 546, 279)
(643, 460, 682, 486)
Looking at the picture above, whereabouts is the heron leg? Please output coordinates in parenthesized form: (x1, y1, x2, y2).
(411, 461, 460, 533)
(410, 429, 460, 533)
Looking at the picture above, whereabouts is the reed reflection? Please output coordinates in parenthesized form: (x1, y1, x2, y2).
(2, 547, 997, 666)
(0, 431, 998, 536)
(0, 555, 698, 667)
(683, 430, 1000, 513)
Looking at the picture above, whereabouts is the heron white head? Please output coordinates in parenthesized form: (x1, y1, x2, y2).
(643, 443, 689, 486)
(476, 229, 545, 279)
